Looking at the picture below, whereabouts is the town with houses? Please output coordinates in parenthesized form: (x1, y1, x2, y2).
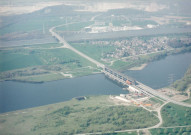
(90, 35, 191, 59)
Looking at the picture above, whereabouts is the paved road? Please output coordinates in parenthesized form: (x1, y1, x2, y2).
(49, 27, 105, 68)
(50, 24, 191, 108)
(50, 25, 191, 135)
(77, 125, 191, 135)
(137, 81, 191, 108)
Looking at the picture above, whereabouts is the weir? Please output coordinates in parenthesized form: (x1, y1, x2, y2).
(102, 66, 136, 86)
(50, 25, 191, 108)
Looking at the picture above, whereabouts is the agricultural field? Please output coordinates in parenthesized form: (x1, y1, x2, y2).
(0, 14, 66, 36)
(71, 42, 117, 64)
(0, 43, 99, 82)
(0, 95, 159, 135)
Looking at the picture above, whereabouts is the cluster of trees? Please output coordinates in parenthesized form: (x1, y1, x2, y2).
(31, 106, 74, 132)
(78, 106, 158, 132)
(152, 127, 191, 135)
(123, 52, 168, 70)
(168, 39, 191, 48)
(172, 64, 191, 91)
(0, 68, 49, 80)
(162, 104, 191, 127)
(60, 59, 80, 66)
(39, 105, 158, 135)
(50, 106, 74, 116)
(118, 43, 191, 71)
(31, 123, 48, 132)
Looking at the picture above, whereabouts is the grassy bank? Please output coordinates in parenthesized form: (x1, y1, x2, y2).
(1, 41, 191, 83)
(172, 64, 191, 92)
(0, 95, 159, 135)
(111, 46, 191, 71)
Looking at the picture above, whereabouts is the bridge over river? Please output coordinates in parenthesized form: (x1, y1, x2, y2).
(50, 26, 191, 108)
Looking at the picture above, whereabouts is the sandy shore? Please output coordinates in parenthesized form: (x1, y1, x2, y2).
(128, 63, 148, 71)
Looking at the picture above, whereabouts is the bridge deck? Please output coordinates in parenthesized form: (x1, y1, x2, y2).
(50, 25, 191, 108)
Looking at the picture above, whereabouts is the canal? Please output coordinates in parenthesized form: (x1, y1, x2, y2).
(1, 52, 191, 113)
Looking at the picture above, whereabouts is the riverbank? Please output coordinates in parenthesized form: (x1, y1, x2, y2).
(172, 64, 191, 92)
(1, 46, 191, 83)
(112, 46, 191, 72)
(157, 87, 189, 102)
(0, 73, 126, 113)
(1, 93, 190, 135)
(171, 64, 191, 103)
(128, 63, 148, 71)
(0, 95, 159, 135)
(124, 51, 191, 90)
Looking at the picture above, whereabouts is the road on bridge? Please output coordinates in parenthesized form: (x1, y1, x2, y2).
(49, 26, 104, 68)
(49, 24, 191, 108)
(136, 82, 191, 108)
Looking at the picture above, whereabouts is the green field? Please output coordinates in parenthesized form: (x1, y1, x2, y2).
(12, 66, 99, 82)
(0, 43, 99, 82)
(0, 44, 95, 72)
(0, 16, 65, 35)
(71, 42, 117, 63)
(161, 103, 191, 127)
(0, 96, 159, 135)
(26, 43, 61, 48)
(0, 51, 42, 71)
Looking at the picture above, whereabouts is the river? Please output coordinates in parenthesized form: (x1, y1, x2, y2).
(124, 52, 191, 89)
(1, 52, 191, 113)
(0, 74, 126, 113)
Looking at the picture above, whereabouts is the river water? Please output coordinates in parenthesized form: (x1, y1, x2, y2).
(0, 74, 126, 113)
(124, 52, 191, 89)
(1, 52, 191, 113)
